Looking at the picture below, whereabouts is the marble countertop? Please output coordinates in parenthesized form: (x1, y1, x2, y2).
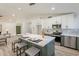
(44, 29, 79, 37)
(61, 29, 79, 37)
(22, 33, 55, 47)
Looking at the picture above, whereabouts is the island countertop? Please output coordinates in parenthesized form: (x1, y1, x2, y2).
(22, 34, 55, 47)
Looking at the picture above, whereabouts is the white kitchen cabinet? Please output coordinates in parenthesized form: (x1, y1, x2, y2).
(61, 14, 75, 29)
(61, 15, 68, 29)
(66, 14, 75, 29)
(52, 17, 57, 24)
(56, 16, 62, 24)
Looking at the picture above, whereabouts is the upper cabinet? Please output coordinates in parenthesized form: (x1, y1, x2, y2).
(61, 14, 75, 29)
(67, 14, 75, 29)
(30, 13, 75, 34)
(40, 14, 75, 29)
(56, 16, 62, 24)
(51, 17, 57, 24)
(61, 14, 68, 29)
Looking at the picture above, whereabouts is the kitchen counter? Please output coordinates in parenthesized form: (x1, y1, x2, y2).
(21, 33, 55, 56)
(44, 29, 79, 37)
(45, 33, 61, 37)
(61, 29, 79, 50)
(22, 34, 55, 47)
(61, 29, 79, 37)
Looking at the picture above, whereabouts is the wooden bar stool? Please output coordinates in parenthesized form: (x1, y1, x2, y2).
(25, 46, 40, 56)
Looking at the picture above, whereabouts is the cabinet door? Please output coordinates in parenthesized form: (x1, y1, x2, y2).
(66, 14, 75, 29)
(56, 16, 62, 24)
(61, 14, 74, 29)
(61, 15, 68, 29)
(77, 38, 79, 50)
(64, 36, 70, 47)
(69, 37, 76, 49)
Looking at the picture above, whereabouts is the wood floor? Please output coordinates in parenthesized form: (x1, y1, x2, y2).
(55, 43, 79, 56)
(0, 36, 79, 56)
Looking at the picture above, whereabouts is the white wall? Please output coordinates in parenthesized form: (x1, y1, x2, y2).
(0, 18, 30, 35)
(0, 22, 15, 35)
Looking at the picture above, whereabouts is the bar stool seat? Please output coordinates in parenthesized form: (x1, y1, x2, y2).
(25, 46, 40, 56)
(15, 43, 27, 48)
(16, 42, 27, 56)
(12, 39, 28, 56)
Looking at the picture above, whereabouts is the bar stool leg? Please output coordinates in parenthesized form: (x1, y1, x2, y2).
(12, 42, 13, 50)
(14, 43, 16, 52)
(16, 47, 19, 56)
(20, 48, 21, 56)
(5, 38, 7, 45)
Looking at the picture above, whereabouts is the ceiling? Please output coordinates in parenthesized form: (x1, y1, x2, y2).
(0, 3, 79, 18)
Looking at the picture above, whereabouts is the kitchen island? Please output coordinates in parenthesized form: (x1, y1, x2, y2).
(21, 33, 55, 56)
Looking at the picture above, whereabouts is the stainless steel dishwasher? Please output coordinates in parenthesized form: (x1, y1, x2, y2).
(63, 36, 76, 49)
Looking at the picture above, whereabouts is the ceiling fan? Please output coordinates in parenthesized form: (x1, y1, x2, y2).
(0, 16, 2, 17)
(29, 3, 36, 6)
(48, 16, 52, 18)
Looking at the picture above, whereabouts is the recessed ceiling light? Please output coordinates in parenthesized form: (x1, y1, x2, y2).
(18, 8, 22, 10)
(12, 14, 15, 16)
(51, 7, 55, 10)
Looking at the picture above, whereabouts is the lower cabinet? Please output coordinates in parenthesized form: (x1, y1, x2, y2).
(77, 37, 79, 50)
(62, 36, 76, 49)
(69, 37, 76, 49)
(64, 36, 71, 48)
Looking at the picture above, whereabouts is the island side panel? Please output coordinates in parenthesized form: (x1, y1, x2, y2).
(40, 39, 55, 56)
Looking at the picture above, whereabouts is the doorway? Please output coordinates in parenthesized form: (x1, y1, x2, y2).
(16, 26, 21, 34)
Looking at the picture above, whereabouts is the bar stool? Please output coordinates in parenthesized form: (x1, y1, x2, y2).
(25, 46, 40, 56)
(16, 43, 27, 56)
(12, 39, 28, 56)
(12, 39, 21, 52)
